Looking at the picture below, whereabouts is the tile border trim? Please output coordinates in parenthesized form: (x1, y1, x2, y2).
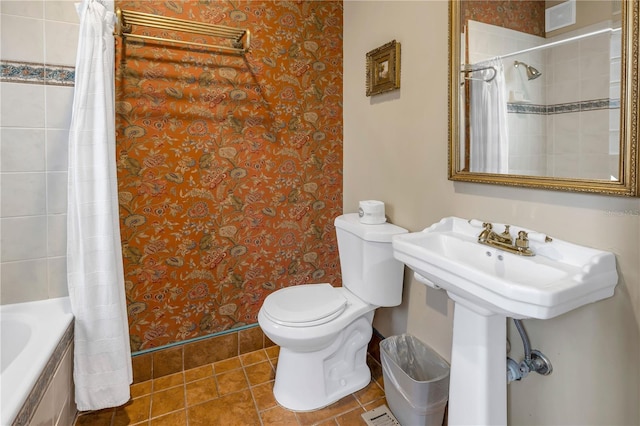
(507, 98, 619, 115)
(1, 60, 75, 87)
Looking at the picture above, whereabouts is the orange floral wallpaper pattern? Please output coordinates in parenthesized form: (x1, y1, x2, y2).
(115, 0, 343, 351)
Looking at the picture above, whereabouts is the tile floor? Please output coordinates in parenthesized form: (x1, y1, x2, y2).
(74, 346, 389, 426)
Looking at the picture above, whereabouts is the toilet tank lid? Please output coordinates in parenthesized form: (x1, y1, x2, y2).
(335, 213, 408, 242)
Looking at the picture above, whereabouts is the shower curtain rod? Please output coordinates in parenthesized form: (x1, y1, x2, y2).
(114, 8, 250, 54)
(495, 27, 620, 61)
(463, 27, 620, 83)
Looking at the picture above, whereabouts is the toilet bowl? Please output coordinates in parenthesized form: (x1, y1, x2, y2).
(258, 285, 376, 411)
(258, 213, 408, 411)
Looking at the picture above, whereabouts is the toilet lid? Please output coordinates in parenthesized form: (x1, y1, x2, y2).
(262, 283, 347, 327)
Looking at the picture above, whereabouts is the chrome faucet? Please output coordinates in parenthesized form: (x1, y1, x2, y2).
(477, 223, 536, 256)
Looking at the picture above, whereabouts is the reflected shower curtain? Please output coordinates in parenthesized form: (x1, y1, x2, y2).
(67, 0, 132, 410)
(469, 59, 509, 173)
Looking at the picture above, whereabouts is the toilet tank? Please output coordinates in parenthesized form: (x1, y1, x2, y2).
(334, 213, 408, 307)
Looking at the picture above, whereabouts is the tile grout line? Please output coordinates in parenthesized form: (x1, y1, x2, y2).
(148, 350, 156, 424)
(180, 345, 187, 426)
(244, 361, 268, 426)
(182, 365, 189, 426)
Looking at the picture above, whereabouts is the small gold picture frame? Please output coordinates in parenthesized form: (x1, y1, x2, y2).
(366, 40, 401, 96)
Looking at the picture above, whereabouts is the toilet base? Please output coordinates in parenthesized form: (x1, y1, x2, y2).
(272, 311, 375, 411)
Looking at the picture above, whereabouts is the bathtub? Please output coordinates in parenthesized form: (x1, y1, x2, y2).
(1, 297, 75, 425)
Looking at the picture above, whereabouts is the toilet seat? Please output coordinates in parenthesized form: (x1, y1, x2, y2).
(262, 283, 348, 327)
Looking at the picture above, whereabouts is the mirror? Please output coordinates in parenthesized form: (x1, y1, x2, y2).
(449, 0, 639, 196)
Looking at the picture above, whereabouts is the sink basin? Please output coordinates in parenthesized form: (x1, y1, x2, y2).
(392, 217, 618, 319)
(392, 217, 618, 425)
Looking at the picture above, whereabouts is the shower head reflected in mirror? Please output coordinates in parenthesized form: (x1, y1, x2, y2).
(514, 61, 542, 80)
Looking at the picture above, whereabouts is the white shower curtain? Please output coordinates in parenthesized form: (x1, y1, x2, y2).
(469, 58, 509, 173)
(67, 0, 132, 411)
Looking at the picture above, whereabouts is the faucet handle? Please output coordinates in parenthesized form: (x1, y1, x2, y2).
(515, 230, 529, 249)
(528, 232, 552, 243)
(477, 222, 493, 242)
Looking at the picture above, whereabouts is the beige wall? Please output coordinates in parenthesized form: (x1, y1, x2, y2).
(344, 1, 640, 425)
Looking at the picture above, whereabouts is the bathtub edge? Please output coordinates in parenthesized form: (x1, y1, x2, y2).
(11, 319, 74, 426)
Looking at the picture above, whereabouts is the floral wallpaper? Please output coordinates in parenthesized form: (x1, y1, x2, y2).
(461, 0, 545, 37)
(115, 0, 343, 351)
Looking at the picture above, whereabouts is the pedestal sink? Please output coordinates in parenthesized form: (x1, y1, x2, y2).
(392, 217, 618, 426)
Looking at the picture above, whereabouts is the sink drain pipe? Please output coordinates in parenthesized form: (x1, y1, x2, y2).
(507, 319, 553, 383)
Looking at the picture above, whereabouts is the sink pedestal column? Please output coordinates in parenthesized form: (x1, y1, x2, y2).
(448, 298, 507, 426)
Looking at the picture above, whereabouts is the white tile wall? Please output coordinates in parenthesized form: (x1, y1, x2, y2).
(45, 86, 75, 129)
(1, 216, 48, 261)
(1, 3, 78, 422)
(47, 214, 67, 257)
(0, 14, 45, 62)
(0, 1, 44, 19)
(48, 256, 68, 298)
(609, 30, 622, 170)
(0, 128, 46, 171)
(46, 172, 68, 214)
(1, 0, 78, 305)
(0, 83, 46, 128)
(46, 129, 69, 171)
(0, 172, 47, 216)
(0, 259, 49, 302)
(45, 0, 80, 24)
(45, 20, 80, 66)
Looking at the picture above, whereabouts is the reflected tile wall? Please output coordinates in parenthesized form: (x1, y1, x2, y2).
(545, 28, 620, 180)
(468, 20, 547, 176)
(467, 20, 619, 180)
(0, 0, 79, 305)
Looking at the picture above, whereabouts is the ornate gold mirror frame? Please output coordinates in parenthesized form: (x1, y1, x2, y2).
(449, 0, 639, 196)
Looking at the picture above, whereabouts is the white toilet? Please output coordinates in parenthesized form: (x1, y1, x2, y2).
(258, 213, 408, 411)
